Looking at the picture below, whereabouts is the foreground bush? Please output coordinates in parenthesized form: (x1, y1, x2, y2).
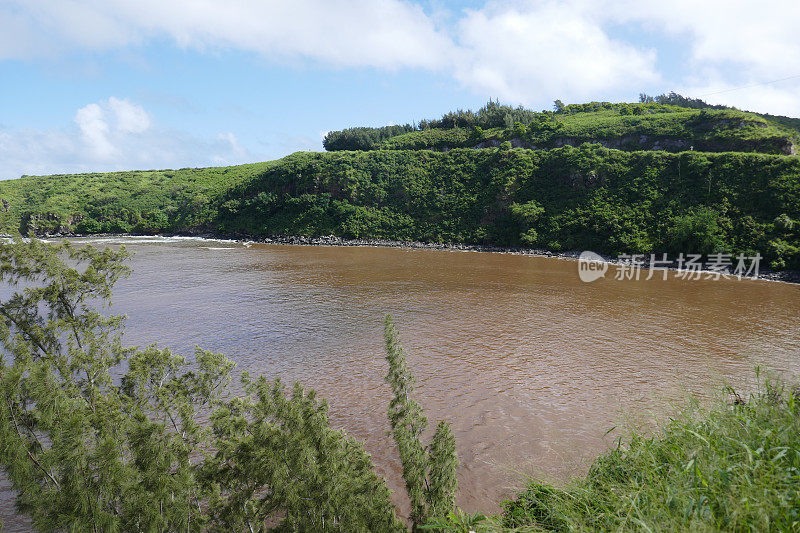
(503, 377, 800, 532)
(0, 238, 459, 532)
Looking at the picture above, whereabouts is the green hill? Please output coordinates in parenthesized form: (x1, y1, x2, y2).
(0, 98, 798, 269)
(324, 100, 799, 155)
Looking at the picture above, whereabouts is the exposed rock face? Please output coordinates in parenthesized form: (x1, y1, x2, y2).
(22, 212, 77, 236)
(557, 170, 605, 189)
(465, 134, 796, 155)
(551, 135, 692, 152)
(472, 135, 694, 152)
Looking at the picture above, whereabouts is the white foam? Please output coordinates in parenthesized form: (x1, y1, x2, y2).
(54, 235, 245, 246)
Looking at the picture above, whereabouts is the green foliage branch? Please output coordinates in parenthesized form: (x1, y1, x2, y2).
(0, 238, 407, 532)
(384, 316, 458, 531)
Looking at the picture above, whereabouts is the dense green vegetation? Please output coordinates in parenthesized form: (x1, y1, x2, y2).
(0, 239, 456, 532)
(323, 124, 416, 151)
(0, 96, 798, 270)
(638, 91, 733, 110)
(1, 146, 798, 269)
(498, 376, 800, 532)
(0, 162, 272, 235)
(216, 147, 800, 269)
(326, 102, 798, 155)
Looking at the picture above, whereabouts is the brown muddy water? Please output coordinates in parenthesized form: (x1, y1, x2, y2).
(1, 236, 799, 530)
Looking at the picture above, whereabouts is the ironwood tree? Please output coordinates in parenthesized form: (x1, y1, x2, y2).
(0, 238, 420, 532)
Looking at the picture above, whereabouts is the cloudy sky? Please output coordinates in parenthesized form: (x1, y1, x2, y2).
(1, 0, 799, 179)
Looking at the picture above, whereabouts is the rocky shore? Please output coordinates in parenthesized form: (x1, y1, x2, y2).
(249, 234, 800, 283)
(11, 232, 800, 284)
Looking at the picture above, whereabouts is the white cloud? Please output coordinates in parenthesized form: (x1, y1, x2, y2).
(604, 1, 800, 78)
(2, 0, 799, 166)
(0, 0, 662, 106)
(680, 82, 800, 118)
(598, 0, 800, 115)
(0, 128, 80, 178)
(0, 98, 256, 179)
(74, 102, 116, 159)
(0, 0, 452, 69)
(72, 98, 152, 160)
(108, 97, 151, 134)
(452, 2, 659, 104)
(446, 0, 800, 107)
(211, 132, 247, 165)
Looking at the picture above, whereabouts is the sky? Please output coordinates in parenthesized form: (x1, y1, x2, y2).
(1, 0, 799, 180)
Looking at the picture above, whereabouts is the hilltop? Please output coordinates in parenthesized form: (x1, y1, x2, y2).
(323, 97, 799, 155)
(0, 95, 798, 270)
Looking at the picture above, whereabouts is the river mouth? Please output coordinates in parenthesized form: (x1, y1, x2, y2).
(2, 236, 799, 527)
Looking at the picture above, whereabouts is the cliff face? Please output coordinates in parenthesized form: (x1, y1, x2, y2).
(465, 134, 794, 155)
(548, 134, 795, 155)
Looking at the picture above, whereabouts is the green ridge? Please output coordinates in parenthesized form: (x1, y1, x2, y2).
(0, 98, 798, 269)
(326, 102, 799, 155)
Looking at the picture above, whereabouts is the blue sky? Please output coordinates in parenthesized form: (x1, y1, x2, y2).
(1, 0, 799, 179)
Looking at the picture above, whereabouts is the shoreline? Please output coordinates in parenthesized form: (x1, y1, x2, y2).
(14, 231, 800, 284)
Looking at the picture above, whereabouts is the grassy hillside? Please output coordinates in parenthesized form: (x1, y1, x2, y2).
(0, 162, 272, 235)
(377, 108, 797, 154)
(0, 98, 798, 269)
(1, 144, 798, 269)
(326, 102, 799, 155)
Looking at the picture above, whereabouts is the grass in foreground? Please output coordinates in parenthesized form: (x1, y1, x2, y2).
(482, 375, 800, 532)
